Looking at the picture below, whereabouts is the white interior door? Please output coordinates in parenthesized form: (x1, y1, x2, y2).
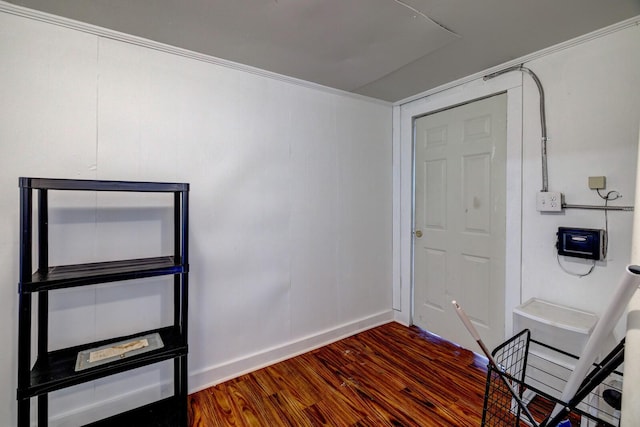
(413, 93, 507, 351)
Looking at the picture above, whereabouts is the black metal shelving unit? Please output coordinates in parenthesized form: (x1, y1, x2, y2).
(17, 177, 189, 427)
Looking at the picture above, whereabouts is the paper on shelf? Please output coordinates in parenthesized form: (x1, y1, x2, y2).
(89, 338, 149, 363)
(74, 332, 164, 372)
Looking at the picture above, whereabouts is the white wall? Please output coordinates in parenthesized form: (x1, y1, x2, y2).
(0, 9, 393, 426)
(520, 25, 640, 325)
(394, 21, 640, 343)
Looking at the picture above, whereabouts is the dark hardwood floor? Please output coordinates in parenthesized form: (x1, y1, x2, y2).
(188, 322, 490, 426)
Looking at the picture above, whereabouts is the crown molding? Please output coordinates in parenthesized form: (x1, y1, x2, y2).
(0, 1, 391, 106)
(396, 15, 640, 106)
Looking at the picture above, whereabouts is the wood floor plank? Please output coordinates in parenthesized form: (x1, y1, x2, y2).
(189, 322, 489, 426)
(250, 367, 283, 396)
(268, 389, 314, 426)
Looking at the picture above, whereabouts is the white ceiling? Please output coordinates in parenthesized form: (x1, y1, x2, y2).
(6, 0, 640, 101)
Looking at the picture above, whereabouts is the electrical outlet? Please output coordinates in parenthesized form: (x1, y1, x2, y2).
(536, 191, 563, 212)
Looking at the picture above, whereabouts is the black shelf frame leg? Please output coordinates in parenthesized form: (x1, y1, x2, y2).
(37, 189, 50, 426)
(174, 190, 189, 426)
(18, 186, 33, 427)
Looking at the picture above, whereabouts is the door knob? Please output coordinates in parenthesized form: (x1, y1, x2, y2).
(415, 230, 423, 238)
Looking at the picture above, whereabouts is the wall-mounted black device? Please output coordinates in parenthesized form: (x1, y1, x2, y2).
(556, 227, 605, 260)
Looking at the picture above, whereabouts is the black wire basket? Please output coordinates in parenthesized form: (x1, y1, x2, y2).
(481, 329, 623, 427)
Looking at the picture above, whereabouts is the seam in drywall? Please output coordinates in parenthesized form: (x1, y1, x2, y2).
(94, 37, 100, 178)
(0, 0, 391, 107)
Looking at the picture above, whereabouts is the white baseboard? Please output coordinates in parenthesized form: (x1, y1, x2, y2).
(46, 310, 393, 426)
(47, 382, 171, 427)
(393, 308, 411, 327)
(189, 309, 394, 393)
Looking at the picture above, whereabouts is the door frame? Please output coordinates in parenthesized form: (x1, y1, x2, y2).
(392, 72, 523, 340)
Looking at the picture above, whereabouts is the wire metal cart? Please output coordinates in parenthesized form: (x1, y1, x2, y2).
(482, 329, 623, 427)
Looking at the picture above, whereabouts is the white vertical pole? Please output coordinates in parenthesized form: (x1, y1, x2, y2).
(621, 123, 640, 427)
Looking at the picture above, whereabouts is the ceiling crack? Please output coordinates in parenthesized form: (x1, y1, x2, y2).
(392, 0, 460, 38)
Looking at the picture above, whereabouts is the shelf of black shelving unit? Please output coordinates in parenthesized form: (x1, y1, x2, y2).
(17, 177, 189, 427)
(22, 256, 187, 293)
(19, 176, 188, 192)
(19, 326, 187, 398)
